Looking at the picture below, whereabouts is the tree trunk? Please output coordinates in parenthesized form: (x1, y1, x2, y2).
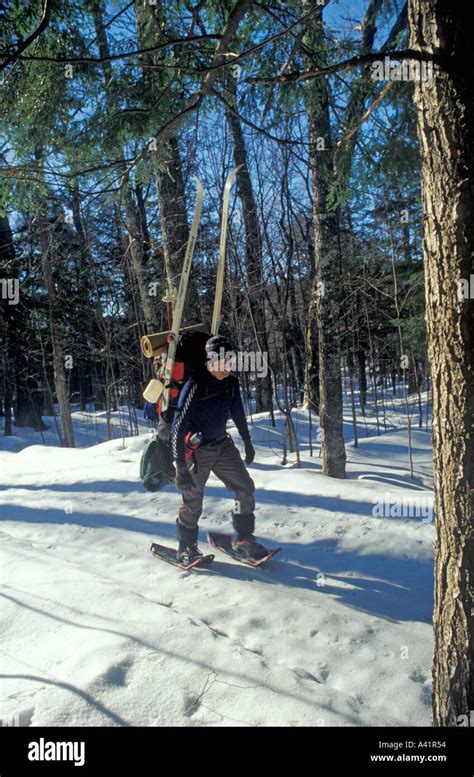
(0, 215, 15, 436)
(37, 203, 75, 447)
(357, 348, 367, 414)
(153, 137, 201, 325)
(304, 286, 320, 413)
(409, 0, 474, 725)
(303, 2, 346, 477)
(0, 300, 13, 435)
(288, 266, 305, 404)
(225, 77, 273, 413)
(92, 2, 156, 331)
(135, 182, 152, 266)
(132, 0, 202, 328)
(0, 214, 47, 432)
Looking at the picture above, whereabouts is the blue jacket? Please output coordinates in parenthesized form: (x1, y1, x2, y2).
(171, 373, 250, 464)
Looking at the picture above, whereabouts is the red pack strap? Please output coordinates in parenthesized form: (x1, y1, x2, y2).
(159, 360, 185, 381)
(172, 362, 185, 382)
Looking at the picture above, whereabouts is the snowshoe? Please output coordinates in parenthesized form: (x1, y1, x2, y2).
(150, 542, 214, 570)
(207, 531, 281, 568)
(232, 535, 270, 562)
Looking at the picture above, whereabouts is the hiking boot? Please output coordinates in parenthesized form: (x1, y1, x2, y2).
(231, 535, 268, 561)
(176, 543, 204, 566)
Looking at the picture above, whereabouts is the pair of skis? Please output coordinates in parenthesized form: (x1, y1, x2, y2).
(161, 166, 241, 412)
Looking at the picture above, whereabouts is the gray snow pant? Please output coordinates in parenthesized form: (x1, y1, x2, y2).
(176, 434, 255, 546)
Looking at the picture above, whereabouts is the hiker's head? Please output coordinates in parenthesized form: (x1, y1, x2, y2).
(205, 335, 236, 380)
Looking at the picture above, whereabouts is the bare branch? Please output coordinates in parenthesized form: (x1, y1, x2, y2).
(211, 88, 305, 150)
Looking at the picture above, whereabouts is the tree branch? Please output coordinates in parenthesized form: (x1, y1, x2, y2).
(246, 48, 438, 85)
(335, 81, 393, 149)
(10, 33, 221, 65)
(211, 87, 306, 153)
(120, 0, 254, 183)
(334, 0, 405, 159)
(0, 0, 52, 73)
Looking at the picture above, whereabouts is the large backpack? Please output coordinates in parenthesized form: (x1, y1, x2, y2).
(139, 435, 176, 492)
(139, 330, 209, 491)
(157, 330, 210, 423)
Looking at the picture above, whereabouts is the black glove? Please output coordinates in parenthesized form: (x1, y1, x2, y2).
(175, 464, 195, 492)
(243, 439, 255, 465)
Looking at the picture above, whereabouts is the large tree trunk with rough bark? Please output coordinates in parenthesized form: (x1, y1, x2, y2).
(303, 2, 346, 478)
(408, 0, 474, 726)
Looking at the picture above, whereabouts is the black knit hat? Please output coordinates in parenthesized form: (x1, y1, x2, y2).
(205, 335, 234, 365)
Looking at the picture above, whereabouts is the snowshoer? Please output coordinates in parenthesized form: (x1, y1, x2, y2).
(171, 335, 267, 566)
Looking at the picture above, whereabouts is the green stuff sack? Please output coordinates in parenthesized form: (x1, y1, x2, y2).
(139, 437, 175, 492)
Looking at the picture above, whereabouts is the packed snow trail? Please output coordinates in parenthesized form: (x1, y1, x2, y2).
(0, 411, 434, 726)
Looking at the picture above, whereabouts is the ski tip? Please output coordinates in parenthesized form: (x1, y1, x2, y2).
(227, 165, 242, 183)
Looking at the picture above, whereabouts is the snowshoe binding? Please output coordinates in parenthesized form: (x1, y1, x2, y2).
(149, 542, 214, 570)
(232, 535, 270, 562)
(207, 531, 281, 567)
(176, 543, 205, 567)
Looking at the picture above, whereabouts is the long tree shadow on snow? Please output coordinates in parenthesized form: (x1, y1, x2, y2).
(0, 501, 178, 540)
(2, 484, 433, 624)
(0, 480, 145, 493)
(0, 589, 363, 726)
(203, 483, 433, 521)
(205, 537, 433, 625)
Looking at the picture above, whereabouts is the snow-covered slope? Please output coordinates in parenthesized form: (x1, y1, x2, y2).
(0, 411, 434, 727)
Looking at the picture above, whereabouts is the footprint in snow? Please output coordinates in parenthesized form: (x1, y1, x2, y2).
(99, 660, 132, 687)
(410, 668, 429, 684)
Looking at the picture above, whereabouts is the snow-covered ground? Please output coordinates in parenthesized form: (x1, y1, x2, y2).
(0, 403, 435, 727)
